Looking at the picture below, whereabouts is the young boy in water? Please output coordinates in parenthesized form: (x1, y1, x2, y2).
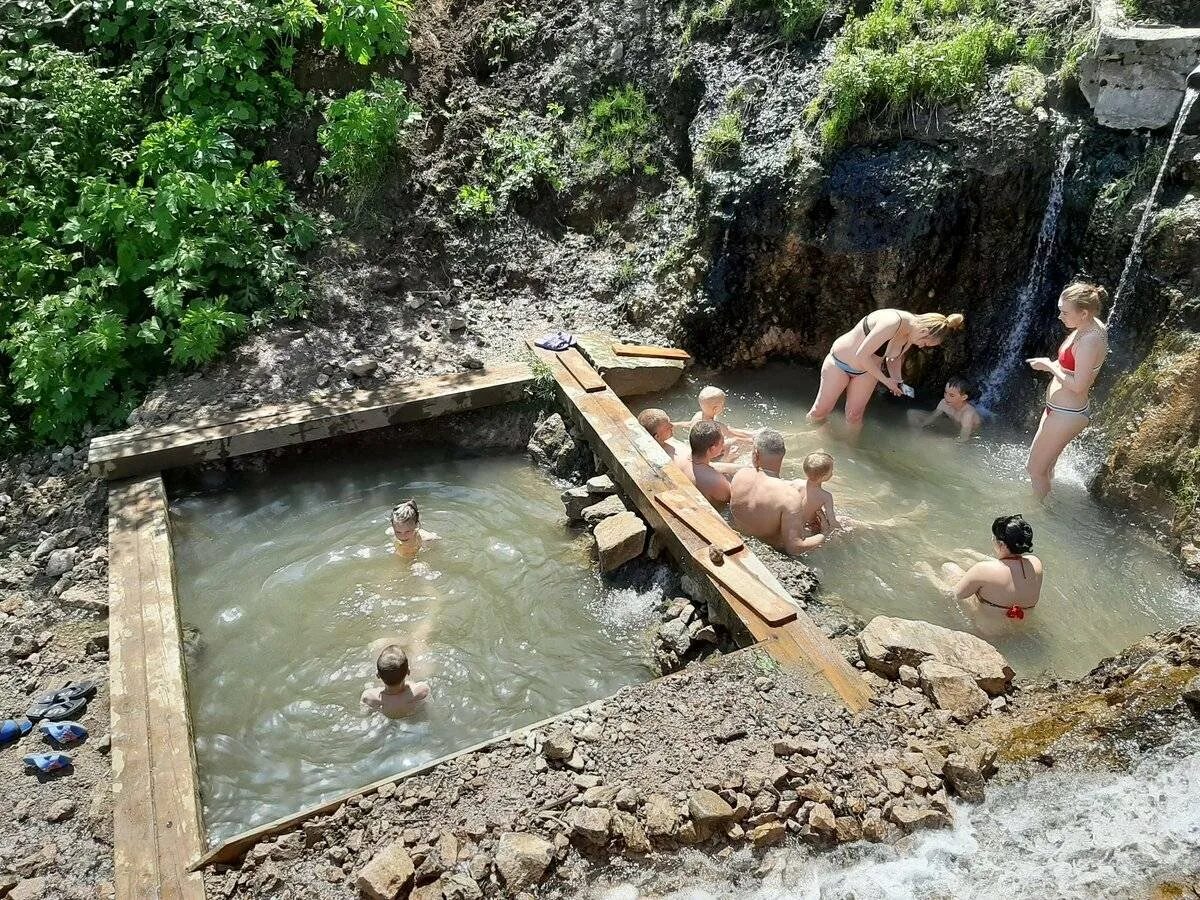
(908, 376, 982, 443)
(361, 644, 430, 719)
(637, 407, 688, 461)
(796, 450, 841, 548)
(677, 386, 757, 459)
(389, 499, 439, 559)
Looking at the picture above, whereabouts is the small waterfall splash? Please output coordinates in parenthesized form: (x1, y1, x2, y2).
(1108, 78, 1200, 328)
(977, 133, 1077, 412)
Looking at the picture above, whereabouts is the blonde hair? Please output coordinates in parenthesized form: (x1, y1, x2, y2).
(802, 450, 834, 479)
(637, 408, 670, 435)
(698, 386, 726, 406)
(913, 312, 965, 340)
(390, 499, 419, 528)
(1060, 281, 1107, 316)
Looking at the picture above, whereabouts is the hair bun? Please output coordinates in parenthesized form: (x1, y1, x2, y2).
(946, 313, 965, 330)
(1004, 517, 1034, 553)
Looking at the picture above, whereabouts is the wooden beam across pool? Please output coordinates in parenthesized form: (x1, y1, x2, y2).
(529, 342, 873, 711)
(108, 475, 207, 900)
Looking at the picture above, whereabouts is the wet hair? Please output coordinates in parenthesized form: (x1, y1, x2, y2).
(802, 450, 834, 479)
(391, 499, 419, 528)
(991, 514, 1034, 554)
(638, 408, 671, 436)
(698, 386, 726, 407)
(376, 644, 410, 686)
(1060, 281, 1107, 316)
(689, 420, 723, 456)
(754, 428, 786, 460)
(913, 312, 965, 341)
(945, 376, 976, 400)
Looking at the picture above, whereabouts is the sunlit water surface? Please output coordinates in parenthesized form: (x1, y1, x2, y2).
(652, 365, 1198, 677)
(172, 451, 659, 845)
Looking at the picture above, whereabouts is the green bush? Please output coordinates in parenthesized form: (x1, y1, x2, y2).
(318, 77, 420, 197)
(684, 0, 829, 43)
(576, 85, 659, 178)
(457, 114, 563, 217)
(700, 110, 744, 166)
(482, 11, 537, 68)
(806, 0, 1019, 148)
(1005, 64, 1046, 113)
(455, 185, 497, 220)
(321, 0, 413, 64)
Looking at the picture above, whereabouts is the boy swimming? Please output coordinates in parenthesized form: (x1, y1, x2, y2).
(361, 644, 430, 719)
(677, 386, 757, 459)
(908, 376, 981, 442)
(796, 450, 840, 544)
(637, 407, 688, 461)
(389, 499, 438, 559)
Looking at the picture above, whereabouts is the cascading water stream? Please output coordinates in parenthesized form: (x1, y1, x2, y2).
(976, 133, 1077, 413)
(1108, 74, 1200, 328)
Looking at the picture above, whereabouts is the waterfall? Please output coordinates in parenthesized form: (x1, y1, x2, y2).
(1108, 83, 1200, 328)
(976, 133, 1077, 412)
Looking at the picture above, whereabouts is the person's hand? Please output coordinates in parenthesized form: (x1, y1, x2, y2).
(884, 377, 903, 396)
(1026, 357, 1053, 373)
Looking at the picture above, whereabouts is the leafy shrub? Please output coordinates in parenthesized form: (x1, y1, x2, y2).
(455, 185, 497, 220)
(1004, 64, 1046, 114)
(481, 11, 536, 69)
(576, 85, 659, 178)
(684, 0, 829, 42)
(322, 0, 413, 64)
(700, 111, 744, 166)
(806, 0, 1019, 148)
(318, 77, 419, 198)
(457, 114, 563, 218)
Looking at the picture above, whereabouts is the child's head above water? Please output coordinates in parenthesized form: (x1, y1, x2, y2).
(689, 420, 725, 461)
(802, 450, 835, 483)
(944, 376, 976, 407)
(390, 499, 420, 541)
(376, 644, 410, 687)
(698, 386, 727, 417)
(637, 407, 673, 443)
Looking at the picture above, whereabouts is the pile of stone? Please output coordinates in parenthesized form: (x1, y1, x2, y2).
(527, 413, 594, 481)
(560, 474, 647, 575)
(653, 595, 724, 673)
(856, 616, 1015, 724)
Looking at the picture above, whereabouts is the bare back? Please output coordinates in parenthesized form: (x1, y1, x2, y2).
(958, 555, 1043, 610)
(680, 458, 731, 506)
(730, 468, 804, 552)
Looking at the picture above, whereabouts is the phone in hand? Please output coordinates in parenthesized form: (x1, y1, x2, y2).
(899, 383, 915, 398)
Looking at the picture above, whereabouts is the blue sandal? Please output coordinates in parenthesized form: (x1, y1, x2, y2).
(0, 719, 32, 745)
(23, 752, 73, 775)
(39, 721, 87, 746)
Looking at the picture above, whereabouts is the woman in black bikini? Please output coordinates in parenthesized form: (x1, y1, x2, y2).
(916, 515, 1043, 624)
(807, 310, 965, 435)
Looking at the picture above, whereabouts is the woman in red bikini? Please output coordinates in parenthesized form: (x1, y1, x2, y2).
(1025, 281, 1109, 499)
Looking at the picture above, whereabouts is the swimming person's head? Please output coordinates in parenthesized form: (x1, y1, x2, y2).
(638, 408, 673, 443)
(376, 644, 410, 688)
(991, 514, 1034, 555)
(802, 450, 834, 483)
(689, 420, 725, 462)
(390, 499, 420, 542)
(944, 376, 975, 407)
(1058, 281, 1107, 329)
(753, 428, 786, 473)
(912, 312, 965, 347)
(698, 386, 727, 417)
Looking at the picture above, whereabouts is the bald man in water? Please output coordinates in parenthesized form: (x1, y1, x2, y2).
(730, 429, 825, 555)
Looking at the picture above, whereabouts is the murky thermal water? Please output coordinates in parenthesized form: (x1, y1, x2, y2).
(653, 365, 1199, 678)
(596, 730, 1200, 899)
(172, 451, 659, 845)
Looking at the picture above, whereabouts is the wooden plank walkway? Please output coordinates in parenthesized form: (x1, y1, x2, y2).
(530, 342, 872, 711)
(108, 476, 207, 900)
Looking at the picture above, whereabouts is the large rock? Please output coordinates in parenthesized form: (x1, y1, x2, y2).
(857, 616, 1014, 695)
(942, 743, 998, 803)
(356, 842, 414, 900)
(643, 794, 679, 838)
(527, 413, 588, 478)
(573, 333, 686, 397)
(568, 806, 612, 846)
(581, 494, 626, 525)
(687, 790, 733, 826)
(493, 833, 553, 891)
(561, 487, 593, 522)
(593, 512, 646, 573)
(918, 660, 990, 721)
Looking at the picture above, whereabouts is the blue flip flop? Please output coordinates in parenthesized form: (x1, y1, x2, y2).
(39, 721, 87, 746)
(23, 752, 72, 774)
(534, 331, 576, 351)
(0, 719, 32, 745)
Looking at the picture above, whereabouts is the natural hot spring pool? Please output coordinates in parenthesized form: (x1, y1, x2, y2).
(653, 364, 1199, 678)
(171, 449, 659, 845)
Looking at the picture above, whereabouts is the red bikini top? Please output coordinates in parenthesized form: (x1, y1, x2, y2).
(1058, 344, 1075, 372)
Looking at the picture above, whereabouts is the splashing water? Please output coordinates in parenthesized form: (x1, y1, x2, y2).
(1109, 85, 1200, 328)
(977, 133, 1077, 412)
(596, 729, 1200, 900)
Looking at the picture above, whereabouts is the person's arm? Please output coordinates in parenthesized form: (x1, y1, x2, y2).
(917, 402, 948, 428)
(952, 562, 987, 601)
(956, 408, 980, 443)
(886, 344, 911, 384)
(821, 493, 841, 530)
(722, 422, 757, 441)
(780, 495, 823, 554)
(711, 460, 746, 477)
(1027, 335, 1105, 393)
(852, 312, 904, 394)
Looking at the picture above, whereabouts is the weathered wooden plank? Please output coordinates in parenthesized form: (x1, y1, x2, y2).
(556, 347, 607, 392)
(691, 547, 798, 626)
(90, 363, 535, 480)
(654, 490, 744, 554)
(109, 476, 207, 900)
(612, 343, 693, 362)
(529, 341, 871, 710)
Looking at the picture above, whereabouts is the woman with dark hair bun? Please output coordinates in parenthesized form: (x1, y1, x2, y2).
(916, 514, 1043, 622)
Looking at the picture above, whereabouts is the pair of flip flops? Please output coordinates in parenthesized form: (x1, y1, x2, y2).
(534, 331, 576, 351)
(26, 681, 96, 722)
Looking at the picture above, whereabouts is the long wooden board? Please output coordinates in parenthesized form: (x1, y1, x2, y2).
(529, 341, 872, 711)
(109, 476, 206, 900)
(692, 547, 797, 626)
(613, 343, 693, 362)
(556, 346, 607, 392)
(654, 490, 743, 554)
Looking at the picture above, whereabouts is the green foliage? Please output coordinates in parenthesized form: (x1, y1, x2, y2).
(525, 354, 558, 405)
(700, 110, 744, 167)
(576, 85, 659, 178)
(455, 185, 497, 220)
(1005, 64, 1046, 114)
(684, 0, 829, 43)
(318, 77, 419, 201)
(1020, 30, 1050, 65)
(806, 0, 1020, 148)
(1057, 25, 1098, 81)
(1097, 147, 1167, 211)
(482, 11, 536, 68)
(321, 0, 413, 64)
(611, 259, 637, 290)
(457, 114, 563, 218)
